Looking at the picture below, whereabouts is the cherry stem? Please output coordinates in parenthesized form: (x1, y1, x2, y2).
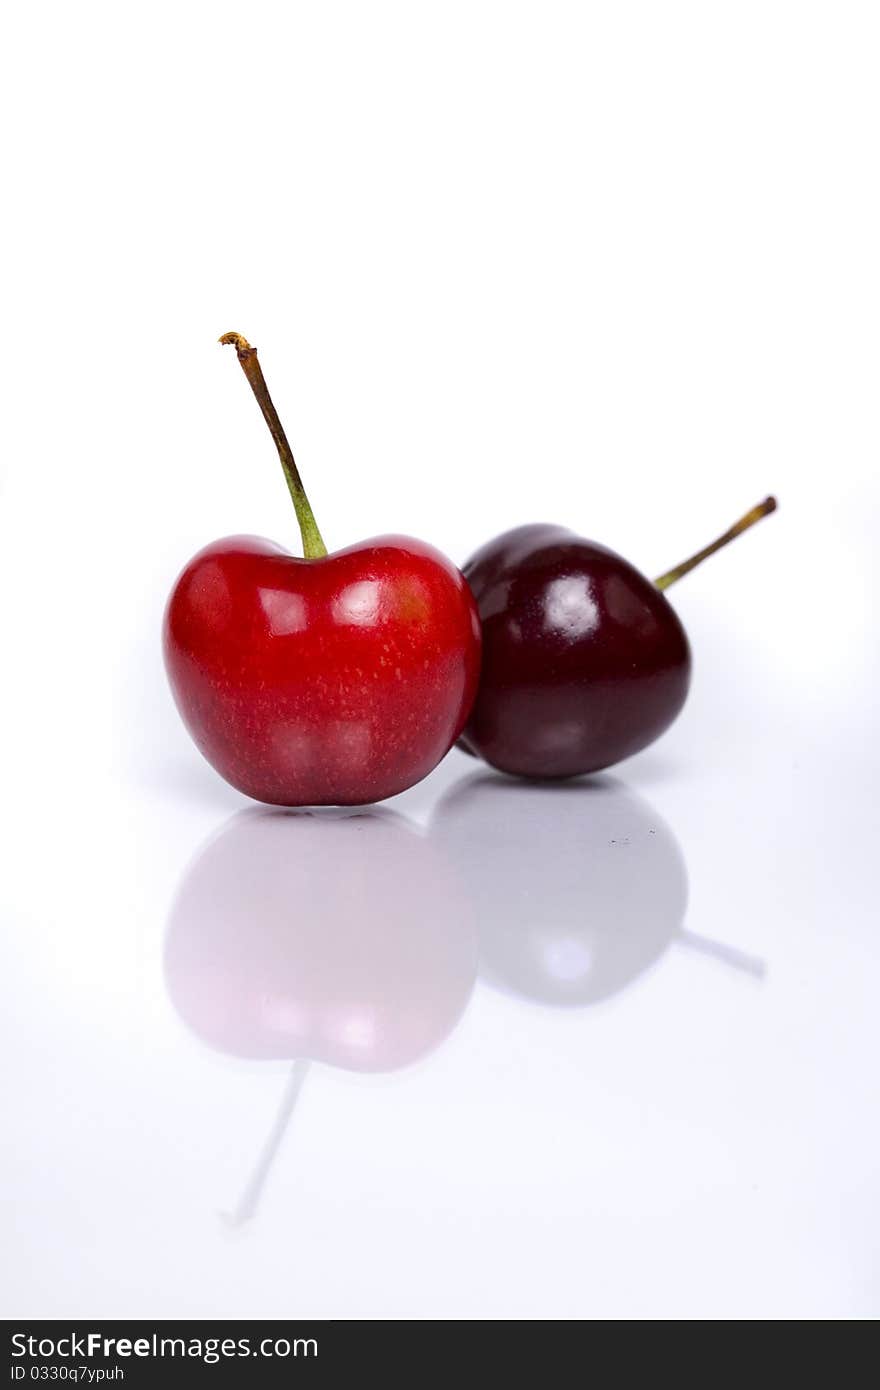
(219, 333, 328, 559)
(654, 496, 777, 591)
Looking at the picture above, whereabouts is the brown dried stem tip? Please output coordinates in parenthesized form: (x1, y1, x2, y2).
(218, 331, 255, 356)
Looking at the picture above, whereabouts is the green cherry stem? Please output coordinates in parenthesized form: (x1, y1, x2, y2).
(219, 332, 328, 559)
(654, 496, 777, 591)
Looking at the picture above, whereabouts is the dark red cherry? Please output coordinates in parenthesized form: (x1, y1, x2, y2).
(459, 500, 776, 779)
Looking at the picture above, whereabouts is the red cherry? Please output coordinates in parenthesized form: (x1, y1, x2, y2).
(164, 335, 481, 805)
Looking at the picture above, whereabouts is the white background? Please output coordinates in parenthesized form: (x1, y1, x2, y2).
(1, 2, 878, 1320)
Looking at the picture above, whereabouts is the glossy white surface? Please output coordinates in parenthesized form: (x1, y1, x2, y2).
(2, 2, 879, 1320)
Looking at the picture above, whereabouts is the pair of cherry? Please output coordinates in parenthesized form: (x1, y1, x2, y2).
(165, 335, 776, 805)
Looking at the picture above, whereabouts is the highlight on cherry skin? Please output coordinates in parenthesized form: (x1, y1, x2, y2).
(459, 496, 777, 780)
(163, 333, 481, 807)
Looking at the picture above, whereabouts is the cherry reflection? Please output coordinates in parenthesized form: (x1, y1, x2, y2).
(165, 807, 477, 1223)
(165, 775, 762, 1222)
(166, 806, 477, 1072)
(432, 772, 763, 1007)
